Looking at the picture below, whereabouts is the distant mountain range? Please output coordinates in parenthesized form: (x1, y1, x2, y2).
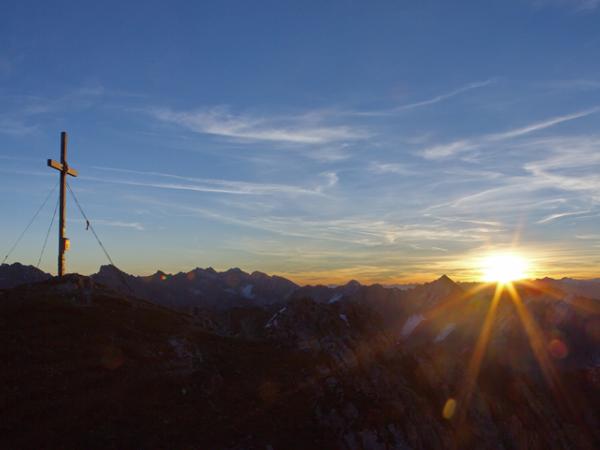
(0, 262, 51, 288)
(2, 262, 599, 309)
(0, 262, 598, 449)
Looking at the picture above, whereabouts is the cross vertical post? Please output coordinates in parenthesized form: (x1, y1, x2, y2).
(58, 132, 67, 276)
(47, 131, 78, 276)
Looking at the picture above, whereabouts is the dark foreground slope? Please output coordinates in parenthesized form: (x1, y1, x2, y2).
(0, 275, 598, 449)
(0, 276, 326, 449)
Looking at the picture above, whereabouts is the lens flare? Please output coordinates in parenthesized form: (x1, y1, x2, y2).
(442, 398, 457, 420)
(481, 253, 529, 283)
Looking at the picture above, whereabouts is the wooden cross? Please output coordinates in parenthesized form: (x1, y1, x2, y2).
(47, 132, 78, 276)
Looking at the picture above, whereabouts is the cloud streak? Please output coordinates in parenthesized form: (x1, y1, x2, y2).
(151, 107, 366, 144)
(421, 107, 600, 159)
(536, 210, 590, 224)
(350, 79, 497, 117)
(368, 162, 414, 175)
(488, 108, 600, 140)
(76, 219, 145, 231)
(393, 79, 497, 111)
(148, 79, 495, 145)
(87, 166, 336, 197)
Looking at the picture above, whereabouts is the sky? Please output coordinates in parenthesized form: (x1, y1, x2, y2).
(1, 0, 600, 284)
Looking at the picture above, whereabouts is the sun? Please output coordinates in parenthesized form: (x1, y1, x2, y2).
(481, 253, 529, 284)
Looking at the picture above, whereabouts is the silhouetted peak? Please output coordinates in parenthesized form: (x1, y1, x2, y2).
(419, 275, 460, 299)
(151, 270, 168, 279)
(184, 267, 218, 281)
(337, 279, 362, 296)
(1, 262, 43, 271)
(0, 262, 51, 289)
(250, 270, 269, 279)
(223, 267, 251, 278)
(186, 267, 215, 276)
(98, 264, 124, 275)
(434, 274, 455, 285)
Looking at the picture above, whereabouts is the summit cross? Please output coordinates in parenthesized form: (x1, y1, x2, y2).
(47, 131, 78, 276)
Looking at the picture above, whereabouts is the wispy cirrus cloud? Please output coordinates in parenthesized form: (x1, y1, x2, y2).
(2, 160, 339, 197)
(87, 166, 336, 197)
(421, 107, 600, 159)
(488, 108, 600, 140)
(76, 219, 145, 231)
(536, 210, 591, 224)
(349, 79, 497, 117)
(521, 136, 600, 169)
(520, 136, 600, 201)
(392, 79, 497, 111)
(421, 139, 476, 160)
(424, 214, 503, 228)
(422, 134, 599, 232)
(148, 79, 495, 143)
(150, 107, 366, 144)
(139, 197, 494, 247)
(368, 162, 414, 175)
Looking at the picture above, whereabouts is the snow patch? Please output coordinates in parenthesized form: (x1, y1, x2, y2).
(241, 284, 255, 299)
(401, 314, 425, 337)
(265, 306, 287, 329)
(329, 293, 343, 304)
(339, 313, 350, 326)
(434, 323, 456, 343)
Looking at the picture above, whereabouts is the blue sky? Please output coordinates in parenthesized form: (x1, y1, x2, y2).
(1, 0, 600, 282)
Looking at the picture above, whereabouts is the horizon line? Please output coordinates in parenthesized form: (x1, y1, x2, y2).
(2, 261, 598, 287)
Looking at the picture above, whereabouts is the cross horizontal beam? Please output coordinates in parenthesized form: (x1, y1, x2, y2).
(47, 159, 78, 177)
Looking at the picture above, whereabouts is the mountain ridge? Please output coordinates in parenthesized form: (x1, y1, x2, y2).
(4, 262, 600, 292)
